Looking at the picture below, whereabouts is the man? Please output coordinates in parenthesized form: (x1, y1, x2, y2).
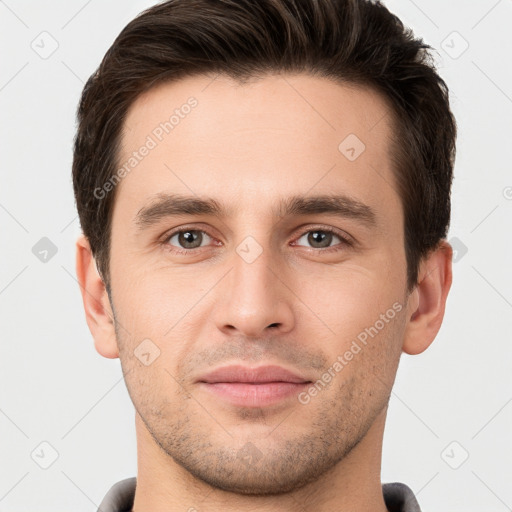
(73, 0, 456, 510)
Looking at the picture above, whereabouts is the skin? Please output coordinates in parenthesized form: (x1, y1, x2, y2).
(76, 73, 452, 512)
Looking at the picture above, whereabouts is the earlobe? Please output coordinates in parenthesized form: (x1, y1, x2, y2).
(402, 240, 453, 355)
(75, 234, 120, 359)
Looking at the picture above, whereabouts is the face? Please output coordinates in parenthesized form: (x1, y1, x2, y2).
(108, 73, 411, 494)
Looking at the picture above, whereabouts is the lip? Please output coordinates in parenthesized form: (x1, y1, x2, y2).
(197, 364, 310, 384)
(196, 364, 312, 408)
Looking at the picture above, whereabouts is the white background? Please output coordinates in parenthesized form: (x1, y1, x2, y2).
(1, 1, 511, 510)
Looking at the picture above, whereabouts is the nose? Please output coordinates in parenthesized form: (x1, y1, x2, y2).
(212, 241, 295, 338)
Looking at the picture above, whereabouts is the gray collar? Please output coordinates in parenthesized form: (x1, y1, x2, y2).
(97, 477, 422, 512)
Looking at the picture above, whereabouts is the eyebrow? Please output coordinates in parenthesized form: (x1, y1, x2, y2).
(134, 192, 378, 231)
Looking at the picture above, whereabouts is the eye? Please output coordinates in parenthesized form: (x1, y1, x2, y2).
(163, 228, 214, 253)
(293, 227, 352, 251)
(160, 225, 353, 256)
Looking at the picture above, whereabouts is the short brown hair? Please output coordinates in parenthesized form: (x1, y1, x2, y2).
(72, 0, 457, 294)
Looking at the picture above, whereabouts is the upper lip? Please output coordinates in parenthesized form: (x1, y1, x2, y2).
(197, 364, 311, 384)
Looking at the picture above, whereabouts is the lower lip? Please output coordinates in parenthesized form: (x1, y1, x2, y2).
(199, 382, 310, 407)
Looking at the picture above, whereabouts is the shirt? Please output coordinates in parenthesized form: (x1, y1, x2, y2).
(97, 477, 422, 511)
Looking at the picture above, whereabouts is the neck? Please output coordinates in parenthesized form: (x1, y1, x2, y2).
(131, 408, 390, 512)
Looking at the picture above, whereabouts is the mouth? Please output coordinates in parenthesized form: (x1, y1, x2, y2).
(196, 364, 312, 407)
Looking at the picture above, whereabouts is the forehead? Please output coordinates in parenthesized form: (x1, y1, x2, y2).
(121, 72, 392, 149)
(114, 72, 399, 226)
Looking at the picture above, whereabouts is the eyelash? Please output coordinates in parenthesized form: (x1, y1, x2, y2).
(160, 226, 353, 256)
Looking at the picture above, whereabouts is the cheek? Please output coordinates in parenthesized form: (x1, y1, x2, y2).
(300, 264, 404, 328)
(295, 264, 407, 383)
(112, 263, 202, 336)
(112, 269, 210, 388)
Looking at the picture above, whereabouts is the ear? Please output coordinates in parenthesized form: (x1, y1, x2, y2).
(75, 234, 119, 359)
(402, 240, 453, 355)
